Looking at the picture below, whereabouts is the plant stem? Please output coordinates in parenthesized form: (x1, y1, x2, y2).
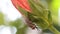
(48, 25, 60, 34)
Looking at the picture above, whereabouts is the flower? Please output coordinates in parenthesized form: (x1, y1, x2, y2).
(11, 0, 31, 13)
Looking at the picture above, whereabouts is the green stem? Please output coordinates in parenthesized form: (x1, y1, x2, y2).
(48, 25, 60, 34)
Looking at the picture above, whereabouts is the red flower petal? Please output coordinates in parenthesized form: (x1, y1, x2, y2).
(11, 0, 31, 12)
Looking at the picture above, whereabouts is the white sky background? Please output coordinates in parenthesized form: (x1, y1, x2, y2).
(0, 0, 22, 21)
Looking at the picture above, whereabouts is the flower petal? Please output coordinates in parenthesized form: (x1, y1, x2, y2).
(11, 0, 31, 12)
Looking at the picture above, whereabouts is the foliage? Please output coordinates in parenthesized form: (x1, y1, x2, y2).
(0, 12, 4, 25)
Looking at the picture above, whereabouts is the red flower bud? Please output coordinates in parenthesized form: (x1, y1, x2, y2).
(11, 0, 31, 12)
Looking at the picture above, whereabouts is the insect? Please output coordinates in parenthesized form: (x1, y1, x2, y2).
(25, 17, 36, 29)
